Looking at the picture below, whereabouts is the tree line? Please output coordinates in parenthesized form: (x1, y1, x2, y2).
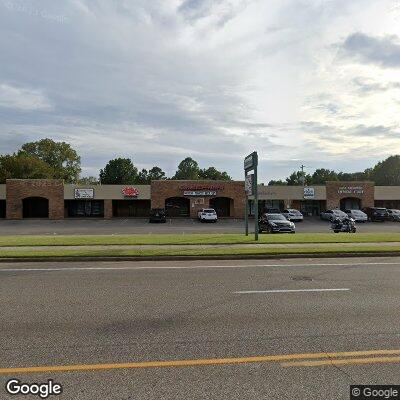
(0, 138, 232, 184)
(268, 156, 400, 186)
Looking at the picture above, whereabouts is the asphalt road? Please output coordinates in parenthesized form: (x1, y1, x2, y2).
(1, 257, 400, 399)
(1, 217, 400, 235)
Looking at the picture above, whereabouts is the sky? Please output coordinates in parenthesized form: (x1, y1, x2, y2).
(0, 0, 399, 183)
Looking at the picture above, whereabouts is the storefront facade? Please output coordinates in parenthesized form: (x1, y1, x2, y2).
(151, 180, 245, 218)
(0, 179, 400, 219)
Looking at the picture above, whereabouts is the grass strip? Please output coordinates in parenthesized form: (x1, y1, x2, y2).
(0, 245, 399, 258)
(1, 233, 400, 247)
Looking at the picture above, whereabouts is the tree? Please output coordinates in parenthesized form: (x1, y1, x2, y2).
(0, 154, 53, 183)
(310, 168, 338, 184)
(286, 171, 311, 185)
(172, 157, 200, 180)
(99, 158, 138, 184)
(268, 180, 287, 186)
(138, 166, 167, 184)
(19, 138, 81, 183)
(370, 155, 400, 185)
(198, 167, 231, 180)
(78, 176, 99, 185)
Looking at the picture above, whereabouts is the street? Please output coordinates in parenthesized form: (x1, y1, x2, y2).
(1, 257, 400, 399)
(1, 217, 400, 235)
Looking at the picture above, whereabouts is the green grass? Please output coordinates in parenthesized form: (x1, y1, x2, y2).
(0, 245, 399, 258)
(0, 233, 400, 247)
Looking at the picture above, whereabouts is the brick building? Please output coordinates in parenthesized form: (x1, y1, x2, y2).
(0, 179, 399, 219)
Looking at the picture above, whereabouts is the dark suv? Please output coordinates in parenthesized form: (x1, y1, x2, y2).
(362, 207, 388, 222)
(149, 208, 166, 223)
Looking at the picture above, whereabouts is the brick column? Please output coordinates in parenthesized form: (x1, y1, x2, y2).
(104, 199, 113, 219)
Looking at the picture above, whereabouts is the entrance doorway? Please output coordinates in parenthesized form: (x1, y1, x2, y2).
(209, 197, 232, 217)
(165, 197, 190, 217)
(23, 197, 49, 218)
(340, 197, 361, 211)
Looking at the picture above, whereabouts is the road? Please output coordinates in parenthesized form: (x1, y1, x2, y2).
(1, 217, 400, 235)
(1, 257, 400, 399)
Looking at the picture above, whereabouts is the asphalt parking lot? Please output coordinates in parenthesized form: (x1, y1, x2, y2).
(0, 217, 400, 235)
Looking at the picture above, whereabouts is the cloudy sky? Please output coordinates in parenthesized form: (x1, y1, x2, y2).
(0, 0, 399, 182)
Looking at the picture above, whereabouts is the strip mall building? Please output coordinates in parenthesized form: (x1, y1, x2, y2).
(0, 179, 399, 219)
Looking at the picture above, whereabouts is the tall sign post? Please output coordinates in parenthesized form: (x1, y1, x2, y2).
(244, 152, 259, 241)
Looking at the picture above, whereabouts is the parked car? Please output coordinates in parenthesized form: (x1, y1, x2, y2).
(362, 207, 388, 222)
(320, 209, 348, 221)
(259, 213, 295, 234)
(282, 209, 303, 222)
(149, 208, 166, 223)
(345, 209, 367, 223)
(264, 207, 281, 214)
(387, 209, 400, 222)
(198, 208, 218, 222)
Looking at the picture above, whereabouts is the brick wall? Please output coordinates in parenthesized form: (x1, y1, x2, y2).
(325, 181, 374, 210)
(151, 180, 245, 218)
(6, 179, 64, 219)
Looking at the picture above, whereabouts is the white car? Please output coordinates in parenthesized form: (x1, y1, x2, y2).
(345, 209, 367, 222)
(198, 208, 218, 222)
(282, 209, 304, 222)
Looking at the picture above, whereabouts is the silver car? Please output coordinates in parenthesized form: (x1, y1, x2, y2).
(387, 209, 400, 222)
(345, 209, 367, 222)
(282, 209, 304, 222)
(320, 209, 348, 221)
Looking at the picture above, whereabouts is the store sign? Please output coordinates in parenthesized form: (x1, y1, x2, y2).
(122, 187, 139, 197)
(179, 185, 223, 191)
(184, 190, 216, 196)
(245, 174, 254, 196)
(303, 187, 315, 199)
(338, 186, 364, 195)
(74, 188, 94, 199)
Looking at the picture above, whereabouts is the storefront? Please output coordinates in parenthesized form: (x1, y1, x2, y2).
(0, 179, 400, 220)
(151, 180, 245, 218)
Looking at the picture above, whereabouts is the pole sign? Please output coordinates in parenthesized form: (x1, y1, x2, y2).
(245, 174, 254, 196)
(244, 152, 259, 241)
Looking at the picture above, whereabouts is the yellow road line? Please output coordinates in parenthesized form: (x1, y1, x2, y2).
(282, 356, 400, 368)
(1, 349, 400, 375)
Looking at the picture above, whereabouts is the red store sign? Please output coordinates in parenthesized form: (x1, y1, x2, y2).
(122, 187, 139, 197)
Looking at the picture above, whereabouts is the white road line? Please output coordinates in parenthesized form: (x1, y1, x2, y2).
(234, 288, 350, 294)
(0, 261, 398, 272)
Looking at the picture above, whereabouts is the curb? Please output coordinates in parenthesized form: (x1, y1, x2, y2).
(1, 251, 400, 263)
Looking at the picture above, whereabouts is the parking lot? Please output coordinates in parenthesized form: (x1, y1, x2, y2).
(0, 217, 400, 235)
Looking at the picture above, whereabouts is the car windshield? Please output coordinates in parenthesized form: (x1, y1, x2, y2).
(267, 214, 287, 221)
(203, 209, 215, 213)
(288, 209, 301, 215)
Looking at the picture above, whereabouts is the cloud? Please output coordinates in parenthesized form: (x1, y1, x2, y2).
(0, 84, 52, 110)
(341, 32, 400, 68)
(0, 1, 399, 183)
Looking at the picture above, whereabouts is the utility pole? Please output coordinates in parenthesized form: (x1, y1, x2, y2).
(300, 164, 306, 186)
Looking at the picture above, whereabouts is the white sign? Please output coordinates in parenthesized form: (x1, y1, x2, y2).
(74, 188, 94, 199)
(245, 174, 254, 196)
(303, 187, 315, 199)
(338, 186, 364, 195)
(184, 190, 217, 196)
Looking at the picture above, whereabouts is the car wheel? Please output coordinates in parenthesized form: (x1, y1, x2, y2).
(333, 230, 339, 233)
